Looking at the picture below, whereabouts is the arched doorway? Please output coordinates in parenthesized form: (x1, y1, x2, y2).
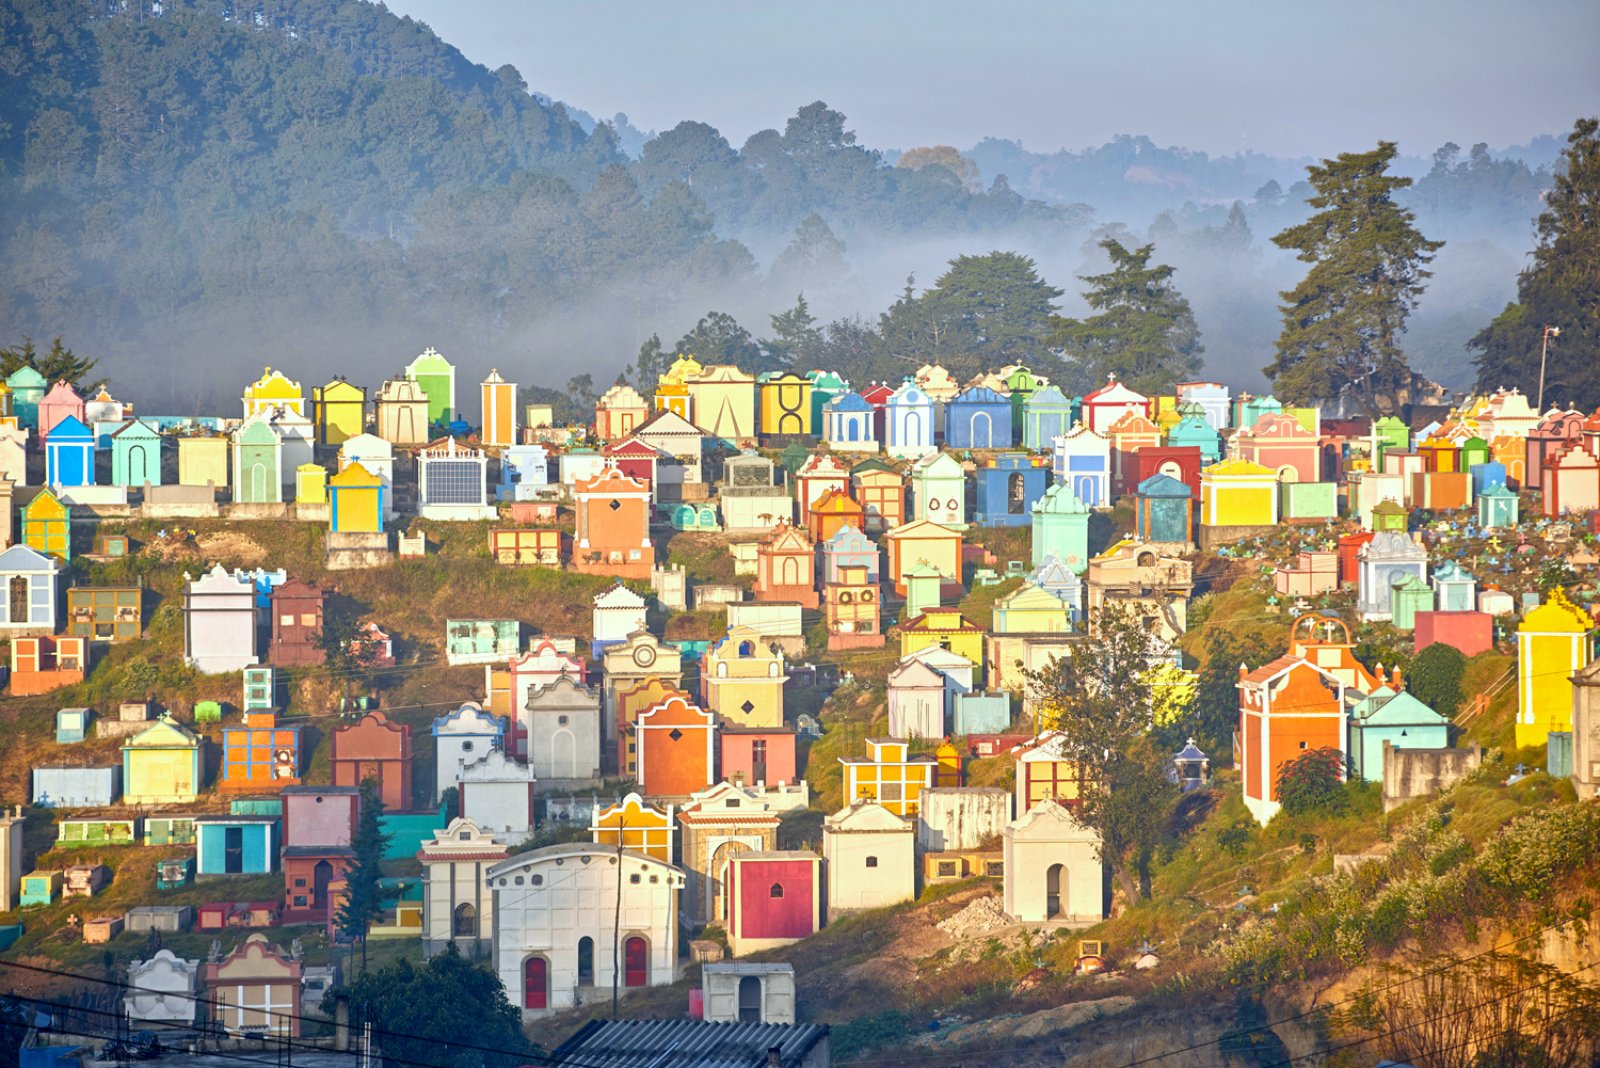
(453, 903, 477, 939)
(1007, 472, 1026, 514)
(312, 860, 333, 914)
(522, 957, 548, 1010)
(624, 936, 647, 988)
(971, 411, 992, 448)
(737, 975, 763, 1023)
(709, 840, 751, 921)
(577, 936, 595, 987)
(1046, 863, 1064, 919)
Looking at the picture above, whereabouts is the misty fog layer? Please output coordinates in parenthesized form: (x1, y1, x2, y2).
(0, 0, 1551, 411)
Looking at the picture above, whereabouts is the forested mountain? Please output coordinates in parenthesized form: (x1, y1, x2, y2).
(0, 0, 1564, 408)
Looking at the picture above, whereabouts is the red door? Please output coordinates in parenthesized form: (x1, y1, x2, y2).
(523, 957, 547, 1009)
(624, 937, 647, 988)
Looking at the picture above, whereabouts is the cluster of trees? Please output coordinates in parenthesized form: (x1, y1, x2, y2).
(630, 243, 1206, 397)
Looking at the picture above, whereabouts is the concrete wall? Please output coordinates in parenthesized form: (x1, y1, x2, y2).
(1382, 744, 1483, 812)
(918, 788, 1011, 852)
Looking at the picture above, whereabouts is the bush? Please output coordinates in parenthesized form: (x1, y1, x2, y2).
(1407, 642, 1466, 719)
(1276, 747, 1348, 817)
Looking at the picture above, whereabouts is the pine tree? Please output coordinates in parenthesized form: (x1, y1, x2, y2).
(335, 778, 392, 975)
(0, 336, 103, 391)
(1049, 239, 1203, 395)
(1267, 143, 1443, 417)
(1471, 118, 1600, 409)
(763, 294, 824, 371)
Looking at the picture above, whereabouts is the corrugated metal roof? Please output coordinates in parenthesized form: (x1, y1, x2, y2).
(549, 1018, 829, 1068)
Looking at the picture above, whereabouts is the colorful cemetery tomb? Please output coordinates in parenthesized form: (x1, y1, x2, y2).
(1413, 611, 1494, 657)
(176, 434, 228, 490)
(205, 935, 301, 1037)
(1469, 460, 1508, 497)
(126, 950, 200, 1025)
(989, 584, 1074, 689)
(654, 353, 702, 420)
(952, 691, 1011, 735)
(720, 725, 798, 787)
(752, 521, 818, 607)
(717, 450, 790, 532)
(56, 706, 90, 743)
(311, 378, 366, 447)
(824, 563, 883, 650)
(267, 578, 324, 667)
(1136, 445, 1203, 496)
(1542, 442, 1600, 516)
(1459, 436, 1491, 472)
(821, 391, 877, 452)
(293, 463, 326, 505)
(242, 666, 279, 711)
(946, 386, 1012, 449)
(417, 437, 492, 520)
(496, 443, 550, 503)
(404, 347, 456, 426)
(332, 711, 412, 812)
(882, 518, 962, 594)
(602, 437, 661, 487)
(1273, 550, 1338, 598)
(57, 816, 138, 847)
(38, 381, 86, 439)
(912, 363, 960, 428)
(725, 851, 822, 957)
(475, 369, 516, 448)
(758, 372, 812, 438)
(154, 857, 197, 890)
(0, 544, 61, 635)
(1410, 470, 1471, 511)
(702, 626, 787, 728)
(1028, 554, 1084, 623)
(10, 634, 88, 694)
(635, 694, 718, 798)
(195, 815, 278, 875)
(839, 738, 937, 817)
(822, 800, 916, 914)
(278, 784, 360, 923)
(1021, 385, 1074, 451)
(850, 458, 905, 533)
(1431, 560, 1478, 613)
(430, 702, 505, 802)
(1080, 375, 1147, 436)
(1239, 656, 1346, 824)
(455, 750, 536, 840)
(231, 416, 283, 504)
(908, 451, 966, 527)
(688, 364, 757, 443)
(373, 377, 428, 447)
(147, 814, 198, 847)
(1, 423, 25, 487)
(1233, 412, 1327, 483)
(522, 676, 602, 782)
(1052, 424, 1111, 507)
(1369, 498, 1409, 533)
(32, 764, 120, 807)
(122, 716, 203, 804)
(1282, 481, 1338, 521)
(592, 582, 648, 648)
(109, 419, 163, 488)
(66, 585, 141, 641)
(1010, 731, 1090, 811)
(21, 869, 63, 906)
(791, 451, 850, 525)
(1516, 587, 1597, 749)
(1416, 436, 1460, 473)
(1132, 474, 1193, 549)
(22, 487, 70, 560)
(220, 712, 300, 794)
(974, 453, 1046, 526)
(46, 415, 94, 487)
(183, 564, 258, 674)
(417, 818, 506, 956)
(1199, 459, 1278, 528)
(1476, 481, 1519, 528)
(1233, 392, 1282, 429)
(885, 381, 935, 459)
(1001, 800, 1106, 925)
(820, 523, 879, 584)
(899, 608, 985, 678)
(1349, 684, 1451, 783)
(1175, 381, 1230, 430)
(615, 678, 686, 779)
(572, 464, 653, 579)
(1107, 411, 1162, 497)
(1389, 574, 1434, 631)
(327, 462, 385, 534)
(805, 488, 864, 543)
(1356, 532, 1428, 622)
(1084, 540, 1194, 647)
(6, 365, 46, 428)
(801, 368, 845, 427)
(1351, 471, 1406, 523)
(242, 367, 305, 420)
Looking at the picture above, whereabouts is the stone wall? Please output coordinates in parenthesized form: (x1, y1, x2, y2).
(1382, 743, 1483, 812)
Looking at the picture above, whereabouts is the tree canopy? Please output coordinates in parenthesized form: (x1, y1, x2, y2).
(0, 336, 102, 391)
(1266, 143, 1443, 417)
(1050, 239, 1203, 394)
(1471, 117, 1600, 410)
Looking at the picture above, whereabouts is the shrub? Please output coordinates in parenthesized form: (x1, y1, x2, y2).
(1276, 747, 1348, 817)
(1408, 642, 1466, 719)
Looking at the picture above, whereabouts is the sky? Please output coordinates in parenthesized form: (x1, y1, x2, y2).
(385, 0, 1599, 159)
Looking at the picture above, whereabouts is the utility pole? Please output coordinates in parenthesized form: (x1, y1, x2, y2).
(1538, 325, 1561, 409)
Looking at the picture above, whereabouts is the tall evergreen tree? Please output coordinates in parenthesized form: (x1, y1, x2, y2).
(1267, 143, 1443, 417)
(1049, 239, 1203, 395)
(0, 335, 102, 390)
(882, 253, 1062, 380)
(335, 778, 392, 975)
(763, 294, 824, 371)
(674, 311, 765, 369)
(1471, 117, 1600, 409)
